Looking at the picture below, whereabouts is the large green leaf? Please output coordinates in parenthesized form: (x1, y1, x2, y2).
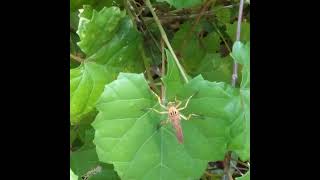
(70, 6, 145, 123)
(156, 0, 203, 9)
(92, 60, 247, 179)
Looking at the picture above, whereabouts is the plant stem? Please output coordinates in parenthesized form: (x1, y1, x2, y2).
(212, 22, 232, 54)
(160, 40, 166, 103)
(70, 53, 84, 63)
(231, 0, 245, 87)
(145, 0, 189, 83)
(140, 44, 159, 94)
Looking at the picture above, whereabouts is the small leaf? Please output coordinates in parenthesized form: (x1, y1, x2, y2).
(161, 49, 184, 101)
(231, 41, 250, 88)
(231, 41, 250, 66)
(172, 22, 206, 73)
(70, 62, 112, 124)
(194, 53, 233, 83)
(77, 7, 125, 56)
(70, 169, 78, 180)
(71, 146, 120, 180)
(156, 0, 203, 9)
(226, 22, 250, 43)
(229, 41, 250, 161)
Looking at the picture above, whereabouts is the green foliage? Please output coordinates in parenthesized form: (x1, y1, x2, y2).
(171, 21, 233, 83)
(71, 125, 120, 180)
(70, 6, 145, 124)
(70, 1, 250, 179)
(156, 0, 203, 9)
(70, 0, 122, 12)
(215, 6, 231, 23)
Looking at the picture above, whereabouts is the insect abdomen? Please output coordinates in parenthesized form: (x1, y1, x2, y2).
(174, 123, 183, 144)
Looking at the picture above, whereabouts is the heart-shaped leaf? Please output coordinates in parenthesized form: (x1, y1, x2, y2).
(92, 54, 247, 179)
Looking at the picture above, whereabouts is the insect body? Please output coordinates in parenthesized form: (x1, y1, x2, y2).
(147, 91, 200, 144)
(168, 105, 183, 143)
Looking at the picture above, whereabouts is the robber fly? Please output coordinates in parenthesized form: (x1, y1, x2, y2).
(147, 91, 200, 144)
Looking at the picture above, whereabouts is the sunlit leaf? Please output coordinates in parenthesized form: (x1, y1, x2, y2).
(92, 57, 247, 180)
(70, 6, 145, 123)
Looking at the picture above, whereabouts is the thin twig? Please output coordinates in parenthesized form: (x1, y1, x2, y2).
(70, 53, 84, 63)
(230, 161, 244, 176)
(145, 0, 189, 83)
(231, 0, 245, 87)
(237, 160, 249, 168)
(212, 22, 232, 54)
(161, 40, 166, 104)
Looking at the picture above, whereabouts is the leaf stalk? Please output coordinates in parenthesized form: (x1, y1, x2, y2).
(231, 0, 245, 87)
(145, 0, 189, 83)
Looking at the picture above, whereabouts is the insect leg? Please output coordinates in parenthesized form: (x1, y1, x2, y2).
(146, 108, 168, 114)
(178, 92, 198, 110)
(150, 90, 167, 109)
(175, 96, 182, 107)
(180, 113, 201, 120)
